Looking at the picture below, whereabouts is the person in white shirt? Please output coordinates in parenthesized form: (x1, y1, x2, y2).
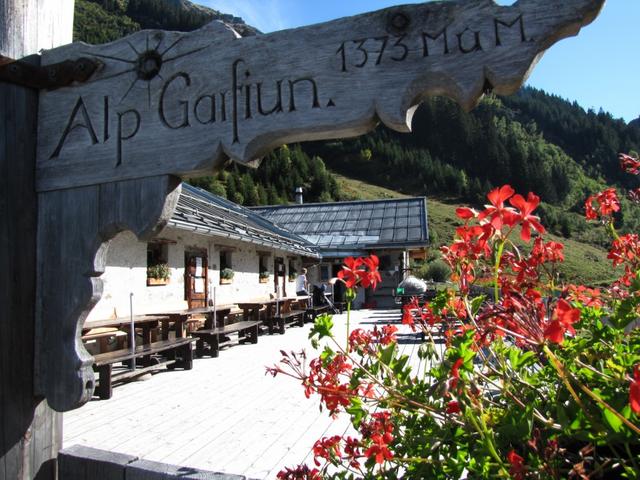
(296, 268, 308, 296)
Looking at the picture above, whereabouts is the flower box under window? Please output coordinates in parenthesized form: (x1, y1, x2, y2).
(220, 267, 234, 285)
(146, 262, 170, 286)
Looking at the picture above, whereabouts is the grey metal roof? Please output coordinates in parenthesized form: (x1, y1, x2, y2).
(168, 184, 321, 258)
(251, 197, 429, 255)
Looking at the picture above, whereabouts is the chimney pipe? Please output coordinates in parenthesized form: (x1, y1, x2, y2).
(295, 187, 303, 205)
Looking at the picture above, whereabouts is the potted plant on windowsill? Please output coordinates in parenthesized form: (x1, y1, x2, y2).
(220, 268, 234, 285)
(147, 263, 170, 286)
(259, 270, 270, 283)
(288, 270, 297, 283)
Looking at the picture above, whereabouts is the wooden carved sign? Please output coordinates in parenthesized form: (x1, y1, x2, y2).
(34, 0, 605, 411)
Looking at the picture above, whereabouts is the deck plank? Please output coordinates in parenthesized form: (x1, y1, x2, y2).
(63, 309, 418, 479)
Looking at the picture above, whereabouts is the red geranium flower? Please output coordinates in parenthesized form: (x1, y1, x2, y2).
(567, 285, 602, 308)
(402, 297, 421, 325)
(361, 412, 394, 464)
(446, 401, 461, 414)
(277, 465, 323, 480)
(456, 207, 478, 221)
(620, 153, 640, 175)
(628, 187, 640, 204)
(449, 358, 464, 389)
(608, 234, 640, 268)
(544, 299, 580, 344)
(479, 185, 519, 230)
(585, 188, 620, 221)
(359, 254, 382, 289)
(630, 366, 640, 415)
(509, 192, 545, 242)
(364, 437, 393, 465)
(312, 436, 342, 466)
(337, 257, 363, 288)
(506, 450, 525, 480)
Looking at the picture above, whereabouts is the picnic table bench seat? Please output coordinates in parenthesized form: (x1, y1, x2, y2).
(268, 308, 306, 335)
(81, 327, 127, 341)
(190, 320, 261, 358)
(92, 337, 194, 400)
(82, 327, 128, 354)
(306, 304, 332, 323)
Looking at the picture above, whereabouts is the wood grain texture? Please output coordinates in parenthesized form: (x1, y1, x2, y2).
(0, 0, 74, 58)
(0, 61, 62, 480)
(35, 176, 182, 412)
(35, 0, 605, 192)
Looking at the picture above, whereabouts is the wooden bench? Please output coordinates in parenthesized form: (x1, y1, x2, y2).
(267, 299, 306, 335)
(306, 304, 332, 323)
(190, 320, 261, 358)
(82, 328, 127, 353)
(92, 337, 194, 400)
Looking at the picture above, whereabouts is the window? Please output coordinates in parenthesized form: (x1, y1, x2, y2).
(147, 242, 168, 266)
(320, 264, 330, 282)
(288, 259, 296, 281)
(147, 242, 169, 285)
(259, 255, 270, 282)
(259, 255, 269, 273)
(220, 250, 232, 270)
(220, 250, 233, 283)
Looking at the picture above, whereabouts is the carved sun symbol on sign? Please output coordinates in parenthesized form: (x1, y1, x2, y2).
(85, 34, 209, 106)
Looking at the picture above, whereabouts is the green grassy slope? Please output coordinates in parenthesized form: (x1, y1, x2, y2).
(332, 172, 617, 286)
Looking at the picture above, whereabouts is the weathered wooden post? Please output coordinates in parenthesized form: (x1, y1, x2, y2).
(1, 2, 73, 478)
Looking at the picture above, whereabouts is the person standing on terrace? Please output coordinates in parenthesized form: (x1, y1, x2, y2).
(296, 268, 309, 297)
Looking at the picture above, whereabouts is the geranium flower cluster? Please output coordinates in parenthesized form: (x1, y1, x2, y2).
(304, 410, 395, 477)
(585, 187, 620, 221)
(337, 254, 382, 290)
(272, 154, 640, 479)
(349, 325, 398, 354)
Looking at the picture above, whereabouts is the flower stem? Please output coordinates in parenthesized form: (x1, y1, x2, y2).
(346, 300, 351, 353)
(494, 240, 505, 303)
(544, 346, 640, 435)
(466, 409, 511, 478)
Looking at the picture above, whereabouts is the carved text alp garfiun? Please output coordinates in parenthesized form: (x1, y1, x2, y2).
(49, 58, 329, 164)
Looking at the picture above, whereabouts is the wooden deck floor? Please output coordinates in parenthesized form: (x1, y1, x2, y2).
(63, 309, 423, 479)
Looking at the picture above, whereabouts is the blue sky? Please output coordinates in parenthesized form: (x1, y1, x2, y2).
(202, 1, 639, 123)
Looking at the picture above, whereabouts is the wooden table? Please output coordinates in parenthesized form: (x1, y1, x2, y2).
(238, 297, 310, 319)
(84, 315, 174, 370)
(238, 297, 310, 334)
(83, 315, 169, 348)
(149, 304, 236, 339)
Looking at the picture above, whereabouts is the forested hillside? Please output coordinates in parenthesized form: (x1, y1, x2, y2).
(301, 91, 640, 245)
(73, 0, 257, 45)
(73, 0, 640, 248)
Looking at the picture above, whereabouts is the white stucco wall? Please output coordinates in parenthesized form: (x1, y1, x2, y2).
(87, 228, 305, 322)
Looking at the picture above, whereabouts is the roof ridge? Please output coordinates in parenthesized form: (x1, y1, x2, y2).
(174, 183, 321, 257)
(250, 196, 427, 210)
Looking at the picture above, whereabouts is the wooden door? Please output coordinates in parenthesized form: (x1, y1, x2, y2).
(274, 257, 286, 296)
(185, 251, 208, 308)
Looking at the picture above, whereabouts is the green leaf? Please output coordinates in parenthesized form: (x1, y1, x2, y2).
(346, 397, 365, 427)
(470, 295, 486, 316)
(309, 313, 334, 342)
(508, 347, 519, 369)
(603, 407, 623, 432)
(380, 344, 396, 366)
